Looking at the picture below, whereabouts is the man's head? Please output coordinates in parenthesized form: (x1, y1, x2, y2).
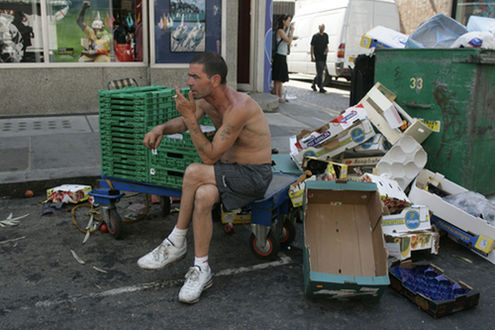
(319, 24, 325, 33)
(187, 52, 227, 99)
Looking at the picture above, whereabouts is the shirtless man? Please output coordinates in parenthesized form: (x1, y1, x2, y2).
(138, 52, 273, 304)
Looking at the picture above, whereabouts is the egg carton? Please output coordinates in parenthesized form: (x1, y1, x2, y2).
(376, 135, 427, 190)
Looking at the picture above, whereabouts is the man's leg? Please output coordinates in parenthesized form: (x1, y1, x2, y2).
(137, 163, 216, 270)
(311, 66, 317, 91)
(178, 172, 219, 304)
(176, 163, 216, 230)
(316, 61, 326, 93)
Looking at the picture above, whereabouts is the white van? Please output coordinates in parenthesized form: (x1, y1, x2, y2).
(287, 0, 400, 81)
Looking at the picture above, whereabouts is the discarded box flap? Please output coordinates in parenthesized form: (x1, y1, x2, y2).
(409, 169, 495, 240)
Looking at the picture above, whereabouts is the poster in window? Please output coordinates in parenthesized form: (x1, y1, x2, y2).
(0, 1, 43, 63)
(155, 0, 221, 63)
(47, 0, 142, 63)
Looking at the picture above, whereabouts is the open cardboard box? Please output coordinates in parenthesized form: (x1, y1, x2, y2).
(303, 180, 389, 299)
(360, 83, 432, 145)
(409, 169, 495, 264)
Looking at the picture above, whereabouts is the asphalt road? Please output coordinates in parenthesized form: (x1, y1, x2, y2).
(1, 185, 494, 329)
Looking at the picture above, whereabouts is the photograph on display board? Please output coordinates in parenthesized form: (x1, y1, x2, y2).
(44, 0, 141, 63)
(169, 0, 205, 52)
(0, 0, 45, 63)
(155, 0, 221, 63)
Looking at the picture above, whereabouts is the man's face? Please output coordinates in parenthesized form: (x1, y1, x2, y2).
(319, 24, 325, 33)
(187, 63, 214, 99)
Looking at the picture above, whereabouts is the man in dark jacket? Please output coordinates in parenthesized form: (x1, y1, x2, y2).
(310, 24, 329, 93)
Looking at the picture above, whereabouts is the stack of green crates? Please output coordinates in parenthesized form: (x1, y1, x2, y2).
(98, 85, 215, 189)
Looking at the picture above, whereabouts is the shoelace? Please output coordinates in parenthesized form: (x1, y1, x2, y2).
(184, 266, 201, 284)
(152, 241, 171, 261)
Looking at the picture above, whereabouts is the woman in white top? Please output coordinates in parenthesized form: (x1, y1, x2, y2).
(272, 15, 295, 103)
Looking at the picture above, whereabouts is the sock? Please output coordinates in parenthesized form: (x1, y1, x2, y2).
(194, 255, 210, 273)
(166, 226, 187, 247)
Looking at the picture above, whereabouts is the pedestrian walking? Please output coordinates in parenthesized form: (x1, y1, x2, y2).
(310, 24, 329, 93)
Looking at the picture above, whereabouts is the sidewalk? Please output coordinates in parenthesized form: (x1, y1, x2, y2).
(0, 83, 345, 197)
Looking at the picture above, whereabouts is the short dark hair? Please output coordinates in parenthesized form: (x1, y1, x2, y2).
(190, 52, 227, 84)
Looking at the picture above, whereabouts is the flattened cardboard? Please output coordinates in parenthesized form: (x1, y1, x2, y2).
(303, 180, 389, 299)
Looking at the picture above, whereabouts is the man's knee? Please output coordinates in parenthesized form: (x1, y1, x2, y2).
(194, 185, 219, 211)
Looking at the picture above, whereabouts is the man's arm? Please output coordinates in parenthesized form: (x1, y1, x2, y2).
(143, 102, 204, 150)
(175, 89, 246, 165)
(311, 45, 315, 62)
(77, 1, 90, 31)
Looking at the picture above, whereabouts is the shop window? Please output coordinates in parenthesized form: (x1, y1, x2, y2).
(154, 0, 222, 64)
(455, 0, 495, 25)
(0, 0, 43, 63)
(46, 0, 143, 63)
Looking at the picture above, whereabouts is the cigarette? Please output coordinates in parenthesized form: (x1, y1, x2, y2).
(173, 95, 178, 98)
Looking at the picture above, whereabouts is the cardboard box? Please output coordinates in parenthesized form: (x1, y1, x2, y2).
(221, 208, 251, 225)
(291, 119, 375, 168)
(360, 83, 432, 145)
(345, 134, 389, 156)
(46, 184, 92, 204)
(301, 157, 348, 181)
(389, 260, 480, 318)
(382, 205, 431, 235)
(360, 25, 408, 49)
(303, 180, 389, 299)
(362, 173, 411, 213)
(385, 230, 439, 260)
(409, 169, 495, 264)
(339, 156, 382, 179)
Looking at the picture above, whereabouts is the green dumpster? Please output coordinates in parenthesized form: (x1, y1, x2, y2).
(374, 48, 495, 195)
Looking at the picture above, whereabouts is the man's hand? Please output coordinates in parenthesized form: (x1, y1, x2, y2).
(143, 126, 164, 150)
(311, 55, 315, 62)
(174, 87, 196, 121)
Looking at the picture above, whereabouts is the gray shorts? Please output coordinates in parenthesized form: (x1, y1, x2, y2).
(214, 162, 273, 211)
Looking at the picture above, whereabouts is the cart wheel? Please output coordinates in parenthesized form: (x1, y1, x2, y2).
(106, 209, 122, 239)
(249, 231, 280, 260)
(160, 196, 172, 216)
(223, 223, 235, 235)
(280, 221, 296, 246)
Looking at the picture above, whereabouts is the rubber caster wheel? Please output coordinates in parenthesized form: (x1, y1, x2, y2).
(107, 209, 122, 239)
(160, 196, 172, 216)
(249, 231, 280, 260)
(280, 221, 296, 246)
(223, 223, 235, 235)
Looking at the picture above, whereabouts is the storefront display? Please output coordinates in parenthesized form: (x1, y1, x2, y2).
(154, 0, 221, 64)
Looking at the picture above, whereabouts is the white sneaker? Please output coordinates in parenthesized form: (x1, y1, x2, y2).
(137, 238, 187, 270)
(178, 266, 213, 304)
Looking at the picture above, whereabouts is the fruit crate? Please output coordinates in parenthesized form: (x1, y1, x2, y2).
(389, 260, 480, 318)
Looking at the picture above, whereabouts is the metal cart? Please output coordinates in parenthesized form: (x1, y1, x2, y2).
(89, 171, 298, 259)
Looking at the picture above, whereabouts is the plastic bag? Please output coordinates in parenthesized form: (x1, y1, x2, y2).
(451, 31, 495, 49)
(442, 191, 495, 226)
(406, 13, 468, 48)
